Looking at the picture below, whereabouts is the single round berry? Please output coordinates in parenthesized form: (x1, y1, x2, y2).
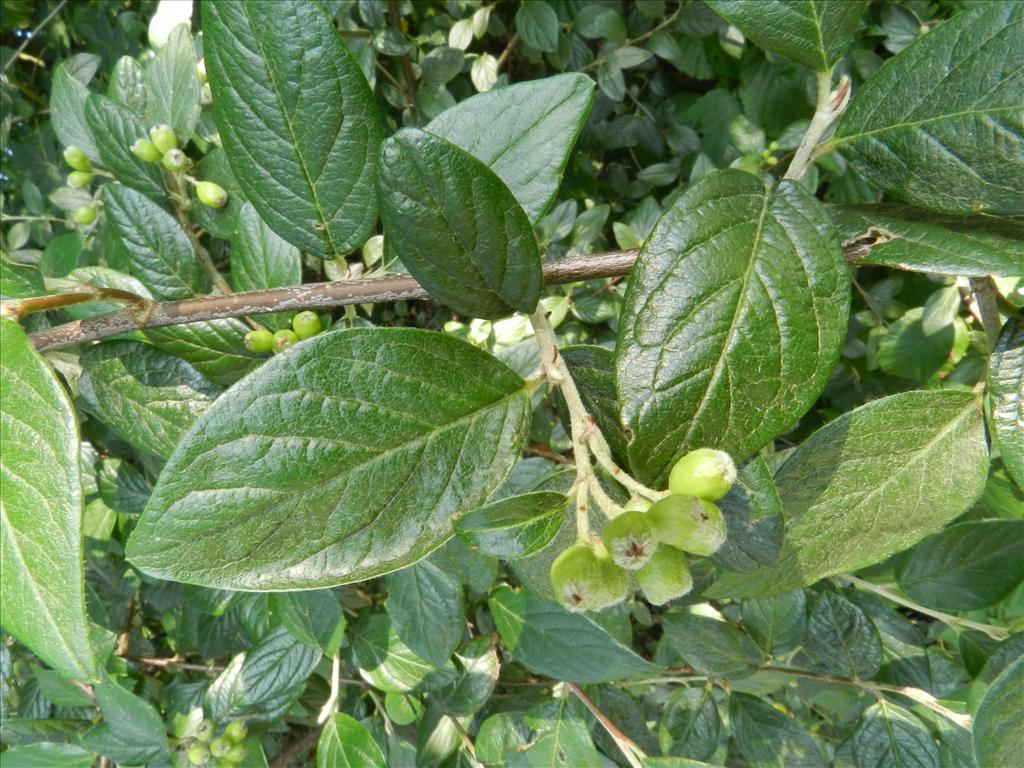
(668, 448, 737, 502)
(635, 544, 693, 605)
(273, 329, 299, 352)
(550, 543, 629, 612)
(209, 737, 231, 759)
(74, 205, 98, 225)
(63, 146, 92, 172)
(195, 719, 215, 743)
(131, 138, 163, 163)
(223, 721, 248, 744)
(601, 510, 656, 570)
(66, 171, 93, 189)
(187, 743, 211, 766)
(647, 495, 726, 557)
(161, 148, 190, 172)
(291, 310, 321, 340)
(196, 181, 228, 208)
(224, 744, 247, 764)
(150, 124, 179, 154)
(244, 329, 274, 353)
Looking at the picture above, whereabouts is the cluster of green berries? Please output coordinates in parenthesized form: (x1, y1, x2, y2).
(62, 146, 99, 225)
(550, 448, 736, 612)
(130, 125, 228, 208)
(185, 719, 248, 767)
(244, 311, 325, 354)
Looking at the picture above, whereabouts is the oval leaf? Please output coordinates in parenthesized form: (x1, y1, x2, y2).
(51, 61, 99, 162)
(231, 202, 301, 331)
(616, 170, 850, 485)
(990, 319, 1024, 488)
(804, 592, 881, 678)
(973, 656, 1024, 768)
(851, 702, 940, 768)
(317, 713, 386, 768)
(387, 558, 464, 668)
(454, 491, 568, 559)
(661, 613, 764, 679)
(126, 328, 532, 589)
(144, 23, 201, 141)
(147, 318, 262, 387)
(84, 95, 165, 200)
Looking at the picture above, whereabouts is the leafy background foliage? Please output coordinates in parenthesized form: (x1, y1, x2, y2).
(1, 1, 1022, 767)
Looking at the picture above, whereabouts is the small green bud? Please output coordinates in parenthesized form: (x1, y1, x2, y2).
(273, 329, 299, 352)
(195, 719, 216, 743)
(67, 171, 93, 189)
(131, 138, 163, 163)
(668, 448, 737, 501)
(224, 745, 247, 764)
(635, 544, 693, 605)
(647, 495, 726, 556)
(150, 124, 179, 153)
(244, 329, 275, 353)
(196, 181, 228, 208)
(74, 205, 98, 225)
(601, 510, 656, 570)
(63, 146, 92, 172)
(187, 743, 211, 766)
(161, 148, 190, 172)
(209, 737, 232, 759)
(550, 543, 629, 612)
(291, 310, 322, 340)
(223, 721, 248, 744)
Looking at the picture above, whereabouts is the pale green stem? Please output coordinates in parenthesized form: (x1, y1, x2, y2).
(785, 68, 850, 181)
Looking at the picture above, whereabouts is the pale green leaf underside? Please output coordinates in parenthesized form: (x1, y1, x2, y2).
(144, 24, 201, 141)
(0, 320, 97, 682)
(616, 170, 850, 485)
(709, 390, 988, 598)
(833, 3, 1024, 215)
(990, 319, 1024, 488)
(50, 62, 100, 162)
(317, 714, 386, 768)
(127, 328, 531, 589)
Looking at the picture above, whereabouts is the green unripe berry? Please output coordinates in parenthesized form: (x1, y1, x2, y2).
(244, 329, 275, 353)
(150, 124, 179, 153)
(635, 544, 693, 605)
(223, 721, 248, 743)
(195, 719, 215, 743)
(601, 510, 656, 570)
(131, 138, 163, 163)
(209, 737, 231, 759)
(187, 744, 211, 766)
(67, 171, 93, 189)
(647, 495, 726, 556)
(74, 205, 98, 225)
(196, 181, 228, 208)
(550, 543, 629, 612)
(273, 329, 299, 352)
(224, 745, 247, 764)
(668, 448, 736, 501)
(162, 148, 190, 172)
(291, 310, 322, 340)
(63, 146, 92, 172)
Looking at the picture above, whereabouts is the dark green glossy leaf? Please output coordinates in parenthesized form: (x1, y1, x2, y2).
(489, 586, 659, 682)
(712, 455, 784, 573)
(378, 128, 543, 319)
(0, 719, 91, 747)
(973, 656, 1024, 768)
(0, 743, 94, 767)
(426, 74, 593, 224)
(388, 558, 464, 668)
(231, 202, 301, 331)
(78, 341, 220, 460)
(0, 320, 98, 682)
(522, 696, 601, 767)
(706, 0, 866, 71)
(108, 55, 146, 119)
(731, 692, 825, 768)
(81, 673, 170, 766)
(660, 613, 763, 678)
(710, 391, 989, 597)
(804, 592, 882, 678)
(271, 590, 346, 655)
(431, 635, 500, 716)
(741, 590, 807, 655)
(85, 95, 166, 201)
(454, 491, 567, 559)
(317, 713, 386, 768)
(127, 329, 531, 589)
(515, 1, 559, 53)
(348, 613, 440, 693)
(144, 24, 201, 141)
(832, 3, 1024, 215)
(894, 520, 1024, 611)
(97, 458, 152, 516)
(191, 148, 248, 240)
(146, 318, 262, 386)
(877, 306, 955, 381)
(851, 702, 940, 768)
(476, 712, 531, 766)
(991, 319, 1024, 489)
(204, 0, 382, 257)
(658, 686, 720, 761)
(616, 170, 850, 484)
(39, 232, 83, 277)
(557, 345, 630, 468)
(103, 184, 203, 300)
(51, 61, 99, 162)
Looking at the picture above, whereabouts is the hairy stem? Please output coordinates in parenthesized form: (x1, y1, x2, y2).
(785, 69, 850, 182)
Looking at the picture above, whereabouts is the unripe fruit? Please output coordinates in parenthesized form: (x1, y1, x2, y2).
(209, 737, 231, 759)
(196, 181, 228, 208)
(162, 148, 190, 172)
(150, 124, 179, 153)
(131, 138, 163, 163)
(624, 496, 652, 513)
(74, 205, 98, 225)
(223, 721, 248, 743)
(668, 448, 736, 501)
(647, 495, 727, 556)
(63, 146, 92, 172)
(67, 171, 93, 189)
(274, 329, 299, 352)
(635, 544, 693, 605)
(187, 744, 211, 766)
(195, 719, 215, 743)
(601, 510, 656, 570)
(245, 329, 275, 353)
(550, 543, 629, 612)
(225, 745, 247, 764)
(291, 310, 321, 340)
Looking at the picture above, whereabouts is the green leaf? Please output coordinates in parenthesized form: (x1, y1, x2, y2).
(64, 267, 152, 321)
(616, 170, 850, 484)
(127, 328, 531, 589)
(191, 147, 248, 240)
(877, 306, 955, 381)
(711, 391, 988, 598)
(348, 613, 439, 693)
(433, 635, 500, 716)
(39, 232, 83, 277)
(146, 318, 262, 386)
(231, 202, 301, 331)
(454, 491, 567, 559)
(387, 558, 464, 668)
(706, 0, 865, 72)
(831, 3, 1024, 215)
(81, 674, 170, 766)
(317, 713, 386, 768)
(660, 613, 763, 678)
(991, 319, 1024, 489)
(144, 23, 201, 141)
(1, 259, 45, 298)
(97, 458, 152, 516)
(426, 73, 594, 224)
(84, 95, 166, 201)
(0, 743, 94, 767)
(271, 590, 346, 655)
(78, 341, 220, 460)
(731, 693, 825, 768)
(103, 184, 203, 300)
(894, 520, 1024, 611)
(851, 701, 940, 768)
(973, 656, 1024, 768)
(658, 686, 720, 761)
(831, 205, 1024, 278)
(515, 1, 560, 53)
(556, 345, 630, 468)
(51, 61, 99, 162)
(804, 592, 882, 678)
(204, 0, 382, 257)
(523, 696, 601, 767)
(741, 590, 807, 655)
(489, 586, 659, 682)
(0, 320, 98, 682)
(712, 455, 784, 573)
(108, 55, 147, 119)
(378, 128, 543, 319)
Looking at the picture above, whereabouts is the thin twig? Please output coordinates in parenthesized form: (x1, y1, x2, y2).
(130, 657, 224, 673)
(268, 726, 324, 768)
(496, 33, 519, 72)
(568, 683, 647, 768)
(3, 0, 68, 72)
(785, 71, 850, 181)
